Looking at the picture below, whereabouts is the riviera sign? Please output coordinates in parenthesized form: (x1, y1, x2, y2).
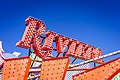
(16, 16, 103, 64)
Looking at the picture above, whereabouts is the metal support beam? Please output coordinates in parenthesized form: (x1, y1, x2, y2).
(69, 50, 120, 68)
(63, 52, 66, 56)
(41, 37, 45, 43)
(31, 56, 37, 67)
(94, 62, 96, 67)
(71, 58, 77, 64)
(56, 54, 60, 57)
(28, 48, 31, 56)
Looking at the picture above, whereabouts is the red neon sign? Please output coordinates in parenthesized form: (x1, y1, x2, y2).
(16, 17, 46, 48)
(16, 16, 104, 64)
(56, 36, 69, 54)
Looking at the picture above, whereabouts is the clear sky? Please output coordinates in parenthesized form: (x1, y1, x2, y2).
(0, 0, 120, 62)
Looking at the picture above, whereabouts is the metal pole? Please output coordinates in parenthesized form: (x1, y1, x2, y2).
(31, 55, 37, 67)
(71, 58, 77, 64)
(94, 62, 96, 67)
(69, 50, 120, 68)
(56, 54, 60, 57)
(28, 48, 31, 56)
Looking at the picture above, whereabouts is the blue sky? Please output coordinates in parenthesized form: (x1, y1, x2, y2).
(0, 0, 120, 62)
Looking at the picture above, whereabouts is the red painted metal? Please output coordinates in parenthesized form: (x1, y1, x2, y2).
(2, 16, 120, 80)
(16, 16, 104, 63)
(16, 16, 46, 48)
(56, 36, 69, 54)
(108, 68, 120, 80)
(2, 56, 32, 80)
(42, 31, 56, 50)
(40, 57, 70, 80)
(92, 48, 104, 63)
(83, 46, 93, 60)
(66, 40, 77, 56)
(72, 57, 120, 80)
(74, 42, 86, 58)
(32, 35, 51, 58)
